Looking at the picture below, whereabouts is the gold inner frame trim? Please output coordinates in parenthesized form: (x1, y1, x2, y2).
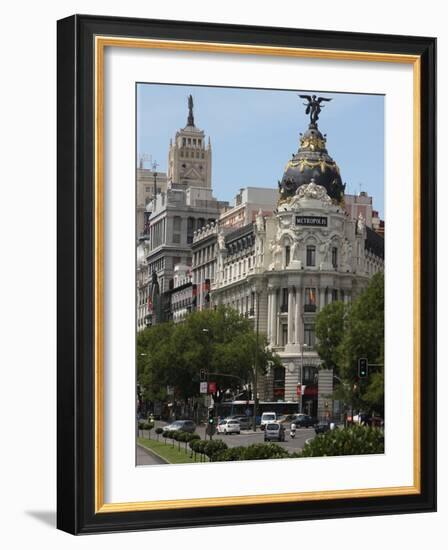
(94, 35, 421, 513)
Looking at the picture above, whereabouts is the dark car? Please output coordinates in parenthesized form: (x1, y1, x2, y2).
(164, 420, 196, 433)
(229, 415, 252, 430)
(294, 414, 318, 428)
(314, 422, 331, 435)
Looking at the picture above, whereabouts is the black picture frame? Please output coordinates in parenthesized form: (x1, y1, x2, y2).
(57, 14, 436, 535)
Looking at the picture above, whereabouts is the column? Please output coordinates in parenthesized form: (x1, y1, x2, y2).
(267, 289, 272, 342)
(295, 288, 302, 345)
(271, 289, 278, 346)
(287, 288, 294, 344)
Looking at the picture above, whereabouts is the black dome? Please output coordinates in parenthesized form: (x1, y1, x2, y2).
(278, 123, 345, 203)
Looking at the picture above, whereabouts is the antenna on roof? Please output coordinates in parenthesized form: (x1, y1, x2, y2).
(138, 153, 152, 169)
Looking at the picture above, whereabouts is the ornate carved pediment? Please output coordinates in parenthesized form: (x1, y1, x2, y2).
(295, 179, 333, 205)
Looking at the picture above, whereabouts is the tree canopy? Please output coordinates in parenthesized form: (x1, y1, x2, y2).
(315, 272, 384, 414)
(137, 305, 280, 405)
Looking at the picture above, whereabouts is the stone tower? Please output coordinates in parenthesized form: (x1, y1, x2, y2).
(167, 95, 212, 188)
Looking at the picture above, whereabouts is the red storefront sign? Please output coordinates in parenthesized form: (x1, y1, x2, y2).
(208, 381, 217, 394)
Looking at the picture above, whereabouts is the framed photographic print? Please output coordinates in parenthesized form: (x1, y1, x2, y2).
(57, 14, 436, 534)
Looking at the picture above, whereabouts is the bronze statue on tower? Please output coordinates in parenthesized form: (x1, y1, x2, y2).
(299, 94, 332, 125)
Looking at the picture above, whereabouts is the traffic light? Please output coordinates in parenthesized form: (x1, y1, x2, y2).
(358, 358, 368, 378)
(208, 410, 215, 425)
(200, 369, 206, 382)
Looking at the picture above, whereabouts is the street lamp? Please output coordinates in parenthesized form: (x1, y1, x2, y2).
(300, 343, 308, 414)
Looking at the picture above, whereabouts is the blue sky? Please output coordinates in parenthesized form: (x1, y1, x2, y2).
(137, 84, 384, 218)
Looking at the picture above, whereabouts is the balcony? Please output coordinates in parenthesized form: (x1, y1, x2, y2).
(304, 304, 317, 313)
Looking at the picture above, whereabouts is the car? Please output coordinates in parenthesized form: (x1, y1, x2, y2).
(314, 421, 331, 435)
(217, 419, 241, 435)
(227, 415, 252, 430)
(164, 420, 196, 433)
(294, 414, 318, 428)
(260, 411, 277, 430)
(264, 422, 286, 442)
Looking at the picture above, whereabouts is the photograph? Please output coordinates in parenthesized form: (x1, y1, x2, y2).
(55, 14, 435, 533)
(135, 84, 385, 466)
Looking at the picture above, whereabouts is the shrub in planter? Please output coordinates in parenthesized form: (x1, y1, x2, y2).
(242, 443, 289, 461)
(187, 434, 200, 456)
(190, 439, 208, 461)
(138, 421, 146, 436)
(155, 427, 163, 441)
(204, 440, 228, 462)
(175, 431, 187, 450)
(215, 446, 245, 462)
(300, 425, 384, 457)
(146, 420, 154, 430)
(145, 421, 154, 438)
(189, 438, 201, 455)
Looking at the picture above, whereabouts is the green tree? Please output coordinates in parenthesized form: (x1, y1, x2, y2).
(315, 300, 348, 373)
(341, 272, 384, 414)
(137, 305, 280, 410)
(314, 272, 384, 415)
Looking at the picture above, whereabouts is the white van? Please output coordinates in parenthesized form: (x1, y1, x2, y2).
(260, 411, 277, 430)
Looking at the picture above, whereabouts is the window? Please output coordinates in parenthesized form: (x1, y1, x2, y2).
(332, 288, 338, 301)
(305, 288, 316, 305)
(182, 138, 186, 147)
(173, 234, 181, 244)
(285, 245, 291, 266)
(302, 366, 318, 385)
(281, 288, 288, 312)
(304, 288, 317, 312)
(306, 245, 316, 266)
(332, 247, 338, 268)
(304, 324, 316, 348)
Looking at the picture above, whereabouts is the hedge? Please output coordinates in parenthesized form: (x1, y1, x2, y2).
(300, 425, 384, 457)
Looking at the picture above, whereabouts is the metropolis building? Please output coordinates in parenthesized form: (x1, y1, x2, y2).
(211, 115, 384, 420)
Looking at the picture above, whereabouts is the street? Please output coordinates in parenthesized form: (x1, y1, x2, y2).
(136, 442, 167, 465)
(196, 425, 314, 452)
(137, 420, 315, 466)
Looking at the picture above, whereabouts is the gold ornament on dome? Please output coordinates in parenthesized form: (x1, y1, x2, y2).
(300, 134, 326, 151)
(285, 158, 340, 174)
